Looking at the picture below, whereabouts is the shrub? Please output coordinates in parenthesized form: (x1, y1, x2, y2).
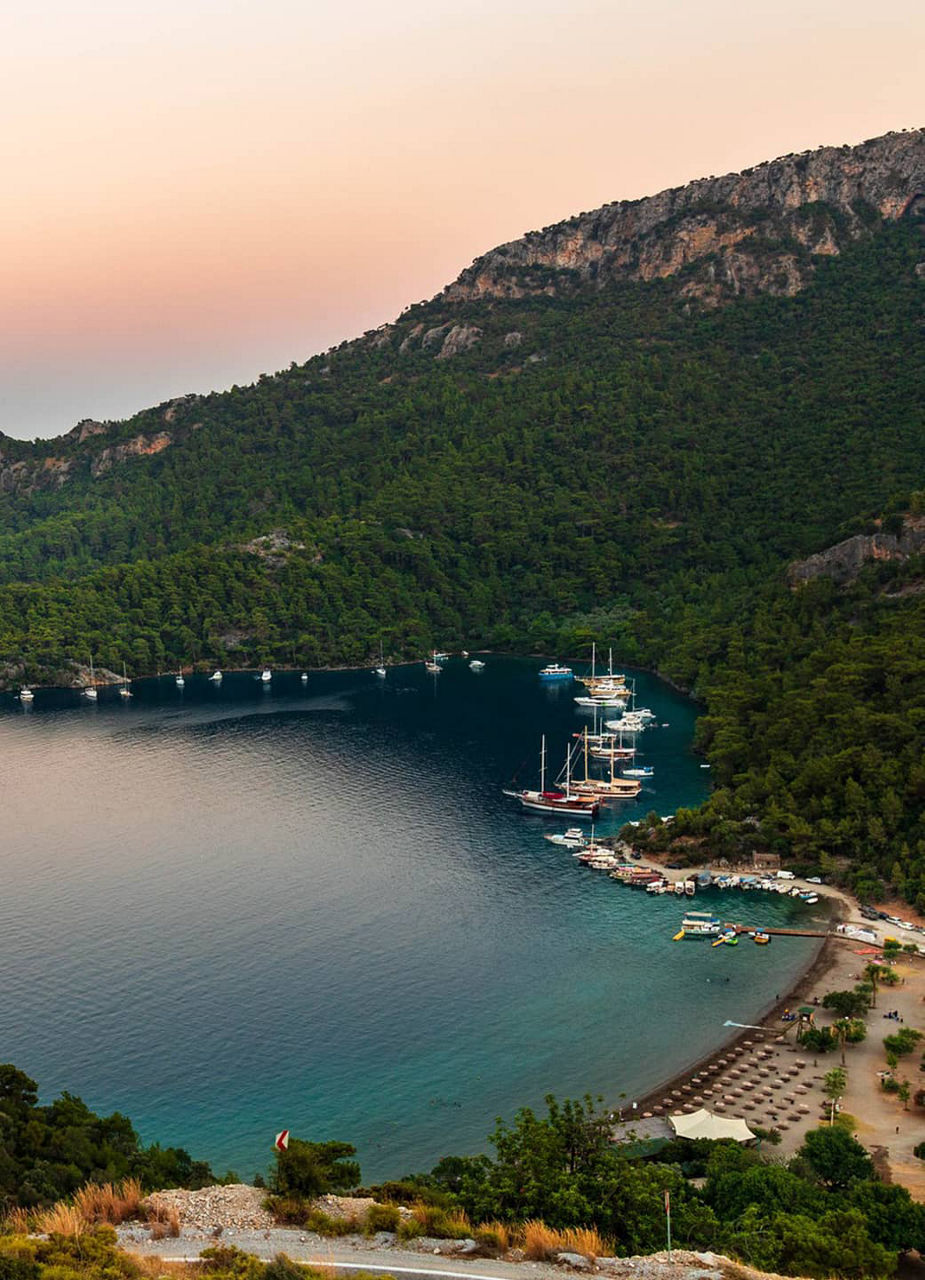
(0, 1256, 39, 1280)
(364, 1204, 400, 1234)
(884, 1028, 922, 1057)
(396, 1218, 423, 1242)
(271, 1140, 360, 1198)
(304, 1210, 359, 1237)
(263, 1256, 306, 1280)
(408, 1201, 470, 1239)
(914, 1141, 925, 1160)
(881, 1077, 901, 1094)
(265, 1196, 304, 1226)
(361, 1181, 450, 1207)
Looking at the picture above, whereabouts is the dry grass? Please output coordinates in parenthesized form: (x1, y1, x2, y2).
(73, 1177, 145, 1226)
(522, 1220, 611, 1261)
(129, 1257, 201, 1280)
(145, 1203, 181, 1239)
(474, 1220, 513, 1253)
(522, 1220, 562, 1260)
(561, 1225, 611, 1260)
(34, 1203, 87, 1237)
(1, 1207, 32, 1235)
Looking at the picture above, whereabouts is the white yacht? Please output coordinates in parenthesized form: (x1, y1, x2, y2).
(19, 688, 34, 702)
(209, 670, 223, 683)
(469, 659, 486, 671)
(261, 668, 272, 683)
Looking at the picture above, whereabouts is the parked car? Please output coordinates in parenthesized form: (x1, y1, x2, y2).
(860, 906, 880, 921)
(806, 876, 822, 884)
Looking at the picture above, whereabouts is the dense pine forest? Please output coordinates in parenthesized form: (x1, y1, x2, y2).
(0, 175, 923, 902)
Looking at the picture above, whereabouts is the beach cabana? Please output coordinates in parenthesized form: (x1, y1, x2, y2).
(669, 1107, 756, 1143)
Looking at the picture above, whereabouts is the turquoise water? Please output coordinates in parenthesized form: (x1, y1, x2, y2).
(0, 658, 822, 1181)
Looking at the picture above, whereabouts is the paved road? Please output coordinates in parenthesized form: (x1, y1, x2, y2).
(116, 1228, 723, 1280)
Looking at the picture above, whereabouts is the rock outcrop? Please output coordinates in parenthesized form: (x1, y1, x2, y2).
(444, 130, 925, 304)
(90, 430, 172, 476)
(789, 516, 925, 586)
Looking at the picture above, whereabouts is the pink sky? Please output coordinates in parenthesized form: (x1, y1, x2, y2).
(1, 0, 922, 439)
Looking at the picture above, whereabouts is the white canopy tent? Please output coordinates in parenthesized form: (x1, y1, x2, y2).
(669, 1108, 755, 1142)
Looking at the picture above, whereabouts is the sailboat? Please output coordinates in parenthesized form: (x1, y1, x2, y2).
(119, 662, 132, 698)
(84, 658, 98, 700)
(575, 645, 629, 700)
(425, 651, 441, 674)
(503, 735, 600, 818)
(567, 729, 642, 799)
(373, 641, 386, 678)
(575, 707, 635, 759)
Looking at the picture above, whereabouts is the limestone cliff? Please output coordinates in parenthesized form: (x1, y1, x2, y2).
(444, 129, 925, 304)
(788, 516, 925, 586)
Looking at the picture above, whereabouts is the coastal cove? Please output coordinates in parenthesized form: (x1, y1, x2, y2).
(0, 658, 824, 1181)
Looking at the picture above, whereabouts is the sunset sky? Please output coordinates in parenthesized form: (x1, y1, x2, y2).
(1, 0, 922, 440)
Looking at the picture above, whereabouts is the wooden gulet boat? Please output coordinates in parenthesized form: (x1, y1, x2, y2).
(565, 728, 642, 800)
(503, 735, 600, 818)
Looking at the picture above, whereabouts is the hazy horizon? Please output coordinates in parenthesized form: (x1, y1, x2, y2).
(2, 0, 922, 441)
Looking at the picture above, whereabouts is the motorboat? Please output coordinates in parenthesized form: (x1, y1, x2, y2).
(209, 670, 223, 682)
(545, 827, 587, 848)
(469, 659, 485, 671)
(301, 672, 308, 683)
(261, 668, 272, 683)
(623, 766, 654, 778)
(538, 663, 573, 681)
(19, 688, 34, 702)
(674, 911, 722, 939)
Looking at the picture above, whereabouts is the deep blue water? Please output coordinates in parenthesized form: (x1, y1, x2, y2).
(0, 658, 822, 1181)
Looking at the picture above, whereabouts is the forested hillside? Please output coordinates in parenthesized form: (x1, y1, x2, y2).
(0, 133, 922, 900)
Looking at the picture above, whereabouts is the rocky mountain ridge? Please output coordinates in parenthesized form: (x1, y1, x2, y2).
(0, 129, 922, 493)
(443, 129, 925, 303)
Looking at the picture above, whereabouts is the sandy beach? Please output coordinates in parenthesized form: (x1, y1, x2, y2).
(624, 866, 925, 1186)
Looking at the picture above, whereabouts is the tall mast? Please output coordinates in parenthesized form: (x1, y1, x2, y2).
(584, 725, 590, 783)
(540, 734, 546, 792)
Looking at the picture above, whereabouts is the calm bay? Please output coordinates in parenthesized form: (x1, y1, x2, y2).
(0, 658, 821, 1180)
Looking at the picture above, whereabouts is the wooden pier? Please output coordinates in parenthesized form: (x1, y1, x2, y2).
(731, 924, 829, 939)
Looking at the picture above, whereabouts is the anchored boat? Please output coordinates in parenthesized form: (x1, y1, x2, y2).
(503, 735, 600, 818)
